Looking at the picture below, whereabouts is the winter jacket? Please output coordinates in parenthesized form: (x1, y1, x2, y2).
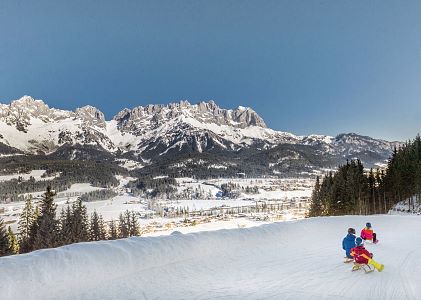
(342, 234, 356, 258)
(361, 227, 374, 240)
(350, 245, 373, 264)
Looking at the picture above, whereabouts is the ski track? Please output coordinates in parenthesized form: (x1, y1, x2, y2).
(1, 215, 421, 300)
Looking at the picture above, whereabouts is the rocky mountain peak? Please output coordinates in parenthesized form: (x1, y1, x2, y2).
(9, 95, 50, 115)
(75, 105, 106, 128)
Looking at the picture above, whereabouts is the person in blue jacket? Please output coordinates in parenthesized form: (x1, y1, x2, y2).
(342, 228, 356, 260)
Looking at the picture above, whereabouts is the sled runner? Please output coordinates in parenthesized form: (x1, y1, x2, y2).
(352, 263, 374, 273)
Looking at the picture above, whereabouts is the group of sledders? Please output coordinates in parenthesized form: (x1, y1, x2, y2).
(342, 222, 384, 273)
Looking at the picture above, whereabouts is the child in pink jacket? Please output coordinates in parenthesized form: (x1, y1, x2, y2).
(360, 222, 378, 244)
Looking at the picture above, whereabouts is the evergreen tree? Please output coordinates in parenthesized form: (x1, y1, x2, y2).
(90, 211, 103, 241)
(108, 220, 118, 240)
(129, 211, 140, 237)
(59, 205, 73, 245)
(18, 196, 34, 253)
(32, 186, 60, 250)
(70, 199, 89, 243)
(98, 215, 107, 240)
(118, 213, 129, 238)
(7, 226, 19, 254)
(308, 176, 322, 217)
(0, 217, 11, 257)
(27, 206, 40, 252)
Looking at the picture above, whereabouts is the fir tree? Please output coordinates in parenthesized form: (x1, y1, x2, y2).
(59, 205, 73, 245)
(108, 220, 118, 240)
(18, 196, 34, 253)
(70, 199, 89, 243)
(118, 212, 129, 238)
(0, 217, 11, 257)
(32, 186, 60, 250)
(129, 211, 140, 237)
(90, 211, 105, 241)
(308, 176, 322, 217)
(27, 206, 40, 252)
(98, 215, 107, 240)
(7, 226, 19, 254)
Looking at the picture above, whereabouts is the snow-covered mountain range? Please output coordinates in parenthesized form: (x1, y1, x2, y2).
(0, 96, 400, 174)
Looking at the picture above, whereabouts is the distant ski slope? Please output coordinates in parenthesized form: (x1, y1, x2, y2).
(0, 215, 420, 299)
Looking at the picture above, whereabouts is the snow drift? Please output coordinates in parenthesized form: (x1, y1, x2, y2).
(1, 215, 421, 299)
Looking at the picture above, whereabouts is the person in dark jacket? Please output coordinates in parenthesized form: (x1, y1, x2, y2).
(342, 228, 356, 260)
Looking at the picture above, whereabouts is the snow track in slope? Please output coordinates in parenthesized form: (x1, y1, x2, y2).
(0, 215, 420, 299)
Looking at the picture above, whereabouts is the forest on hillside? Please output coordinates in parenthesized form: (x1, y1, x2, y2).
(308, 135, 421, 216)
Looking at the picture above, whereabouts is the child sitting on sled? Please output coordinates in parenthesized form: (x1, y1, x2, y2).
(350, 237, 384, 273)
(361, 222, 378, 244)
(342, 228, 356, 262)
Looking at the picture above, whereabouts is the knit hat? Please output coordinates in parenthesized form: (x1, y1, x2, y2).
(366, 222, 372, 228)
(348, 228, 356, 235)
(356, 237, 363, 246)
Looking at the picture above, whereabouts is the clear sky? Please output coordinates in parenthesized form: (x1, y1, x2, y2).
(0, 0, 420, 141)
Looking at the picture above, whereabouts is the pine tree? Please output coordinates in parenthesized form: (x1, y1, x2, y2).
(59, 205, 73, 245)
(32, 186, 60, 250)
(27, 206, 40, 252)
(70, 199, 89, 243)
(129, 212, 140, 237)
(108, 220, 118, 240)
(308, 176, 322, 217)
(7, 226, 19, 254)
(90, 211, 102, 241)
(98, 215, 107, 240)
(0, 217, 11, 257)
(118, 213, 129, 238)
(18, 196, 34, 253)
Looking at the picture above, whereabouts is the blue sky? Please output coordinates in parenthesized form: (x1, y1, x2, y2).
(0, 0, 420, 141)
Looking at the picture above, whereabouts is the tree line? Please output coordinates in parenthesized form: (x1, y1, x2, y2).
(308, 135, 421, 216)
(0, 187, 141, 257)
(0, 156, 127, 202)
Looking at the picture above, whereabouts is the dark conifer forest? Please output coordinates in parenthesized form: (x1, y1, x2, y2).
(309, 135, 421, 216)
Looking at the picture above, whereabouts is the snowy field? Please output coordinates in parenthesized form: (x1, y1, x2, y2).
(0, 169, 58, 182)
(1, 176, 313, 234)
(1, 214, 420, 299)
(176, 177, 313, 200)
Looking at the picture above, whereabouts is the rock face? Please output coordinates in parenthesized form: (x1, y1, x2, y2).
(114, 100, 267, 135)
(0, 96, 400, 169)
(75, 106, 106, 128)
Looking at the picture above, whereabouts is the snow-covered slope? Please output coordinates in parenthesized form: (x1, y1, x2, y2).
(1, 215, 420, 299)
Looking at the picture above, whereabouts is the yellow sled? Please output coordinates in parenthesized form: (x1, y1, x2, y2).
(368, 258, 384, 272)
(361, 254, 385, 272)
(352, 263, 374, 273)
